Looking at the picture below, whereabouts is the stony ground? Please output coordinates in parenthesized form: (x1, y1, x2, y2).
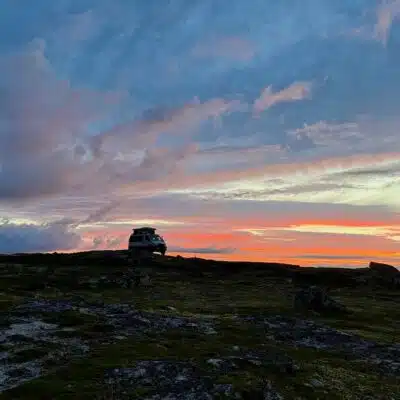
(0, 259, 399, 399)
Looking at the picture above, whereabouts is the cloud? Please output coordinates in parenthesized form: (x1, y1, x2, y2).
(75, 193, 400, 232)
(0, 39, 245, 202)
(182, 158, 399, 209)
(74, 99, 246, 195)
(78, 143, 200, 196)
(293, 254, 383, 261)
(0, 219, 81, 254)
(374, 0, 400, 45)
(169, 246, 236, 255)
(332, 163, 400, 178)
(253, 81, 313, 114)
(351, 0, 400, 45)
(287, 121, 363, 149)
(0, 38, 122, 200)
(211, 182, 359, 200)
(78, 200, 122, 226)
(135, 150, 400, 198)
(2, 189, 398, 266)
(92, 237, 103, 248)
(75, 202, 399, 266)
(91, 235, 121, 249)
(91, 97, 245, 157)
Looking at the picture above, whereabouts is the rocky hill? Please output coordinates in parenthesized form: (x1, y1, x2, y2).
(0, 252, 399, 399)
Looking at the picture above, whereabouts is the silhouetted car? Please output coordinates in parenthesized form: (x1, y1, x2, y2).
(128, 227, 167, 257)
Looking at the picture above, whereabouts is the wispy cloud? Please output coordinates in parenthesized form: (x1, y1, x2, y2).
(91, 97, 244, 159)
(253, 81, 313, 115)
(169, 246, 236, 255)
(350, 0, 400, 45)
(287, 121, 363, 149)
(374, 0, 400, 45)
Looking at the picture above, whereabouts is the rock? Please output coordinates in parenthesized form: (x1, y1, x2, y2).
(104, 360, 285, 399)
(238, 380, 283, 400)
(206, 358, 223, 368)
(213, 383, 235, 396)
(104, 361, 217, 399)
(369, 262, 399, 275)
(294, 286, 348, 315)
(263, 380, 284, 399)
(368, 262, 400, 288)
(239, 314, 400, 378)
(309, 378, 324, 388)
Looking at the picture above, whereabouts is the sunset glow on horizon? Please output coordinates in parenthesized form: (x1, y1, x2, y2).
(0, 1, 399, 268)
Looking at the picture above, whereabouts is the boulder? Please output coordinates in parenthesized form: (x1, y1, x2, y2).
(369, 262, 400, 289)
(294, 286, 348, 315)
(369, 262, 399, 275)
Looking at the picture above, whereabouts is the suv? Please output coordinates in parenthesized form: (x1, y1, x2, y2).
(128, 227, 167, 256)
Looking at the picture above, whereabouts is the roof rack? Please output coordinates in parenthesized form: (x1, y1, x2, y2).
(132, 227, 156, 234)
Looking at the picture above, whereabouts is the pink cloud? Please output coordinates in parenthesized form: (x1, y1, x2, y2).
(0, 39, 246, 201)
(374, 0, 400, 45)
(253, 81, 313, 114)
(350, 0, 400, 45)
(91, 97, 245, 159)
(0, 39, 123, 200)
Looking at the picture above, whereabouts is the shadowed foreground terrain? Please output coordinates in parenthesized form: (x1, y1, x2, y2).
(0, 251, 399, 399)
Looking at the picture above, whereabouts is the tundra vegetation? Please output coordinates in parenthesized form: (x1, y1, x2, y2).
(0, 251, 399, 399)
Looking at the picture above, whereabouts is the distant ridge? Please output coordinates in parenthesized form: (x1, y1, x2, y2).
(0, 250, 398, 288)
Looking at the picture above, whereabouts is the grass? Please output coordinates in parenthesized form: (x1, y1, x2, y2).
(0, 259, 399, 399)
(319, 288, 400, 344)
(4, 325, 399, 399)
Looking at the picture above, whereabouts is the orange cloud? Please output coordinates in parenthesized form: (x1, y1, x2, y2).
(166, 226, 399, 266)
(77, 207, 400, 268)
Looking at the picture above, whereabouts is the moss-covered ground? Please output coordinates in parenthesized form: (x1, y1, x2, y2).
(0, 258, 399, 399)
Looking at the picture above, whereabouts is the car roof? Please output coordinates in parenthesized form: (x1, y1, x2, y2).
(133, 226, 156, 231)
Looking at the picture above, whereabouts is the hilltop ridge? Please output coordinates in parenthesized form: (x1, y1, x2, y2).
(0, 250, 398, 289)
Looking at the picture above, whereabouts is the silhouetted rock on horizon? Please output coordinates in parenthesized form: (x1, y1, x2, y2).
(368, 261, 400, 289)
(369, 261, 399, 275)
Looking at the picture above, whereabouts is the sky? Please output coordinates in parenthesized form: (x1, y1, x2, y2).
(0, 0, 399, 267)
